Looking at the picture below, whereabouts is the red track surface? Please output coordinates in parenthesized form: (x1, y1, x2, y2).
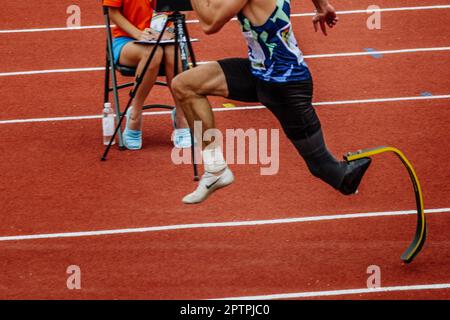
(0, 0, 449, 299)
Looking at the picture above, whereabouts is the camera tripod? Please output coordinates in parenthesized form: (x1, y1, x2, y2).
(101, 11, 199, 181)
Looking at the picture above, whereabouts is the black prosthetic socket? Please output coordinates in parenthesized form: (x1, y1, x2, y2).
(292, 129, 346, 189)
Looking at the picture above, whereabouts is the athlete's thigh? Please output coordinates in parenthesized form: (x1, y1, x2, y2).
(217, 58, 259, 103)
(257, 79, 320, 140)
(176, 61, 229, 97)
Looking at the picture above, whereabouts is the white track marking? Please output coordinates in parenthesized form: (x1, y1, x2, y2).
(0, 115, 102, 124)
(291, 4, 450, 17)
(313, 94, 450, 105)
(1, 5, 450, 34)
(212, 283, 450, 300)
(1, 94, 449, 125)
(1, 46, 449, 77)
(305, 46, 450, 58)
(0, 25, 108, 34)
(0, 67, 104, 77)
(0, 208, 448, 242)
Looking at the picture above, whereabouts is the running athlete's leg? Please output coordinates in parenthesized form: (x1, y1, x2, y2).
(257, 79, 371, 194)
(172, 58, 258, 147)
(171, 59, 258, 204)
(171, 62, 228, 148)
(171, 62, 232, 204)
(292, 129, 347, 189)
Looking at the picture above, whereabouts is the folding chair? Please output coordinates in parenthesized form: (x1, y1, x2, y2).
(102, 6, 174, 148)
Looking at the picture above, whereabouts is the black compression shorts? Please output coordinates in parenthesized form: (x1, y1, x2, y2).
(217, 58, 321, 140)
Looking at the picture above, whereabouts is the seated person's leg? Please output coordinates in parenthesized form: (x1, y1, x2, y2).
(119, 43, 164, 131)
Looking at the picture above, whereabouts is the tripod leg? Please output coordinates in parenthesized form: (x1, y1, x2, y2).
(190, 129, 199, 180)
(173, 23, 180, 77)
(184, 25, 200, 180)
(104, 54, 110, 104)
(175, 15, 199, 180)
(183, 19, 198, 68)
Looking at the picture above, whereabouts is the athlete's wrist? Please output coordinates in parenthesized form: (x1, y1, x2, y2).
(312, 0, 330, 12)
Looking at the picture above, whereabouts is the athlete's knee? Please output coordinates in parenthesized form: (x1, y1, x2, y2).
(171, 72, 198, 102)
(284, 122, 321, 141)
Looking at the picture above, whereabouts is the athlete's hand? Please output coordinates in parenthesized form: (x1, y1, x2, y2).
(312, 4, 339, 36)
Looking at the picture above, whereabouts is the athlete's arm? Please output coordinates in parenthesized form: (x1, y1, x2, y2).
(190, 0, 248, 34)
(311, 0, 339, 36)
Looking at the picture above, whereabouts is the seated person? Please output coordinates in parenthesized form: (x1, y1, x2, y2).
(103, 0, 191, 149)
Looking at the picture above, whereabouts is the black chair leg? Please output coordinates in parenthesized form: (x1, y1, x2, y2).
(104, 55, 110, 104)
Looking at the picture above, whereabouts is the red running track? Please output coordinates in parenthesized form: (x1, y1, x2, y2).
(0, 1, 449, 299)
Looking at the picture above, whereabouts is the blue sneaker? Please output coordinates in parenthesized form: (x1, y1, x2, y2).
(173, 128, 192, 149)
(123, 107, 142, 150)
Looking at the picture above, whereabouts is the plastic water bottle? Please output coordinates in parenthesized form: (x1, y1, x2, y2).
(102, 102, 115, 145)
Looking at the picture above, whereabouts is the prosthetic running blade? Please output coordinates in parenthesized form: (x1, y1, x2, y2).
(344, 146, 427, 264)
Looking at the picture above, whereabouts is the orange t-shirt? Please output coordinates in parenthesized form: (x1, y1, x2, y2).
(103, 0, 155, 38)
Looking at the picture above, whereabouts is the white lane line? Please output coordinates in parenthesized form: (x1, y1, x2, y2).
(0, 67, 104, 77)
(0, 114, 102, 124)
(0, 208, 448, 242)
(1, 46, 449, 77)
(313, 94, 450, 105)
(0, 25, 108, 34)
(1, 94, 449, 125)
(186, 5, 450, 23)
(1, 5, 450, 34)
(305, 46, 450, 58)
(292, 4, 450, 17)
(212, 283, 450, 300)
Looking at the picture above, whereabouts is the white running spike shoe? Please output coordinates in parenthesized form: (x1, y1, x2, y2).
(182, 167, 235, 204)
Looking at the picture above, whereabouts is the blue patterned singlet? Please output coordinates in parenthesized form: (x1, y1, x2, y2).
(237, 0, 311, 82)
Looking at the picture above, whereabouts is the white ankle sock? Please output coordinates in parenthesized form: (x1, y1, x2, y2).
(202, 146, 227, 173)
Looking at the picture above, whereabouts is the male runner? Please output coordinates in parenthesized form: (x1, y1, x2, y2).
(171, 0, 371, 204)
